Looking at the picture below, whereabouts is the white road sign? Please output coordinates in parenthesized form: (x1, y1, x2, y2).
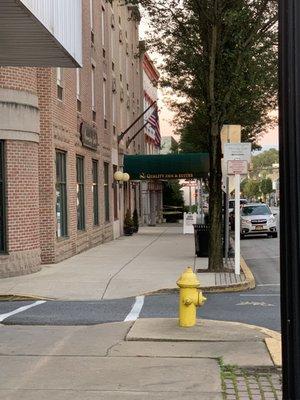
(227, 160, 248, 175)
(224, 143, 251, 162)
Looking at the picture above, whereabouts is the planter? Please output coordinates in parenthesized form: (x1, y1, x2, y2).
(124, 226, 134, 236)
(132, 226, 139, 233)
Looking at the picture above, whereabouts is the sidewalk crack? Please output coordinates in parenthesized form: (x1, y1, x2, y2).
(100, 228, 169, 300)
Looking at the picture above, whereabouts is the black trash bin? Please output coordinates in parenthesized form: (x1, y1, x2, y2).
(193, 224, 210, 257)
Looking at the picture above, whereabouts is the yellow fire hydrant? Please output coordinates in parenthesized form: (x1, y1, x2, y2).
(176, 267, 206, 327)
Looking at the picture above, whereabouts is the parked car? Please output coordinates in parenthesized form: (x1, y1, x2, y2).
(228, 199, 248, 213)
(228, 199, 248, 230)
(240, 203, 277, 239)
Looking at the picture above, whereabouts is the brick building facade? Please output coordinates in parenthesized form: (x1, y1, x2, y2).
(0, 0, 144, 277)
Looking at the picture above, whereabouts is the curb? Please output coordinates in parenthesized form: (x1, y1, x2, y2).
(199, 255, 256, 293)
(229, 321, 282, 368)
(144, 257, 256, 296)
(0, 257, 256, 300)
(144, 256, 256, 296)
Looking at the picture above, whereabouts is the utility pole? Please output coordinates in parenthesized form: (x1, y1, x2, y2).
(279, 1, 300, 397)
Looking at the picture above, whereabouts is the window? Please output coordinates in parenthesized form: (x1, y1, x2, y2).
(101, 6, 105, 48)
(111, 28, 115, 60)
(57, 68, 63, 100)
(0, 141, 6, 252)
(103, 77, 107, 127)
(92, 160, 99, 226)
(76, 68, 81, 112)
(76, 156, 85, 230)
(104, 162, 110, 222)
(92, 65, 96, 121)
(112, 91, 116, 127)
(90, 0, 94, 44)
(113, 165, 118, 221)
(56, 150, 68, 238)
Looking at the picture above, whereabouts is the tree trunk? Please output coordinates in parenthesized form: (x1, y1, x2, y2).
(208, 122, 224, 271)
(207, 20, 223, 271)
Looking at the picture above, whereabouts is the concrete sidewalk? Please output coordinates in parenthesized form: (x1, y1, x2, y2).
(0, 225, 282, 399)
(0, 318, 281, 399)
(0, 225, 254, 301)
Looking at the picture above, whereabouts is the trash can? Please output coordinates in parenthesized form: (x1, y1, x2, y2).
(193, 224, 210, 257)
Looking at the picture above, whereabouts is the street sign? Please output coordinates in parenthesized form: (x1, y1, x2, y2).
(227, 160, 248, 175)
(183, 212, 197, 234)
(182, 182, 197, 187)
(224, 143, 251, 162)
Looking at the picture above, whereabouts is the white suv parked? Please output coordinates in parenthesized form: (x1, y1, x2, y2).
(240, 203, 277, 239)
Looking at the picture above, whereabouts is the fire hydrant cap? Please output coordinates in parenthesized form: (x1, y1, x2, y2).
(176, 267, 200, 288)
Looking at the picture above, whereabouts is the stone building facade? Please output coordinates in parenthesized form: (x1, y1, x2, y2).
(0, 0, 143, 277)
(141, 53, 163, 226)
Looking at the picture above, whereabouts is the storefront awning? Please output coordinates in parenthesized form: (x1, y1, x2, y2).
(124, 153, 210, 180)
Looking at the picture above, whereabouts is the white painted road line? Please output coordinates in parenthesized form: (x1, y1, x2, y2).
(124, 296, 145, 322)
(0, 301, 46, 322)
(257, 284, 280, 287)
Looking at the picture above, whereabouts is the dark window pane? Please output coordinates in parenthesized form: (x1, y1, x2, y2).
(56, 151, 68, 237)
(113, 165, 118, 221)
(77, 156, 85, 230)
(0, 141, 6, 252)
(92, 160, 99, 226)
(104, 162, 110, 222)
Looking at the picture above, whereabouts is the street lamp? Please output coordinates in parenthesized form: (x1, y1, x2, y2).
(114, 171, 124, 182)
(113, 171, 130, 188)
(122, 173, 130, 182)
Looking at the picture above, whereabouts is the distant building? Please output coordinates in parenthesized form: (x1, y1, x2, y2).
(140, 52, 163, 226)
(160, 136, 178, 154)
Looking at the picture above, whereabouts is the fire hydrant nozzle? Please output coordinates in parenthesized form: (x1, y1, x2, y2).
(176, 267, 206, 327)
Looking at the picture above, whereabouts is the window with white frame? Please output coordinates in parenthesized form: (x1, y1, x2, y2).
(112, 91, 116, 128)
(90, 0, 94, 44)
(111, 24, 114, 60)
(103, 77, 107, 128)
(76, 68, 81, 112)
(101, 6, 105, 51)
(92, 65, 96, 121)
(57, 68, 63, 100)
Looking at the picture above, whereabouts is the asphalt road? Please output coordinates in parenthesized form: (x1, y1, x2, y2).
(0, 220, 280, 331)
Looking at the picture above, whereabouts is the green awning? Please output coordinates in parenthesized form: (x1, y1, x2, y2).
(124, 153, 209, 180)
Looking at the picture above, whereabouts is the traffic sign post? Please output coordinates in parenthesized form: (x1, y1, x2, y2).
(224, 143, 251, 276)
(234, 173, 241, 275)
(227, 160, 248, 175)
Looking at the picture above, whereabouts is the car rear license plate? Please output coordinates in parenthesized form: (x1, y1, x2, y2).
(255, 225, 264, 230)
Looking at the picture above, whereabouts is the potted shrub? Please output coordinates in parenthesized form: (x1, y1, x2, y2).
(124, 209, 134, 236)
(132, 209, 139, 233)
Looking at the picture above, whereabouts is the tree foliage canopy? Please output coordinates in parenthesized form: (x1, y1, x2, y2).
(252, 148, 279, 174)
(134, 0, 278, 270)
(137, 0, 277, 150)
